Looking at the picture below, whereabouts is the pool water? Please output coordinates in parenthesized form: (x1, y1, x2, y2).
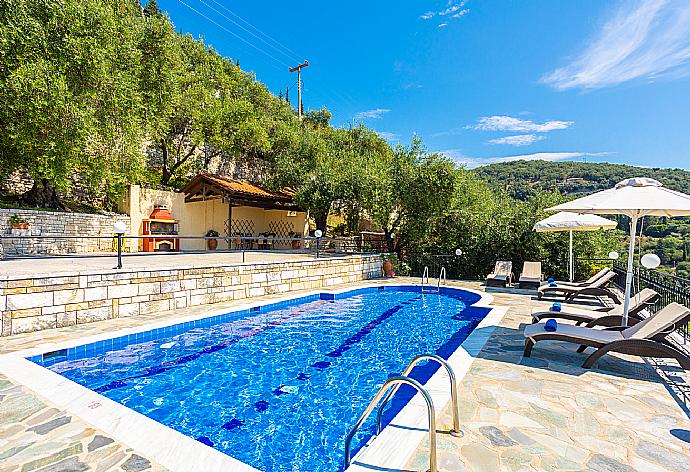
(32, 286, 490, 472)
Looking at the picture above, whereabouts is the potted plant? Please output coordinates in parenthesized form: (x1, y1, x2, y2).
(382, 253, 398, 278)
(289, 231, 302, 249)
(9, 215, 30, 230)
(206, 229, 219, 250)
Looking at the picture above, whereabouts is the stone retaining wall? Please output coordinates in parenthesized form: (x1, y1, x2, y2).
(0, 255, 382, 336)
(0, 208, 130, 256)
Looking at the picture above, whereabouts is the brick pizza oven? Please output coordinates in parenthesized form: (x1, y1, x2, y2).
(142, 206, 179, 252)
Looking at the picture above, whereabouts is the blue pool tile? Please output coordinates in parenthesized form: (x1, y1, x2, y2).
(222, 418, 244, 430)
(26, 285, 489, 472)
(254, 400, 269, 412)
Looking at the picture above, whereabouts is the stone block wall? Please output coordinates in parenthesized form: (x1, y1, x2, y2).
(0, 209, 130, 256)
(0, 255, 382, 336)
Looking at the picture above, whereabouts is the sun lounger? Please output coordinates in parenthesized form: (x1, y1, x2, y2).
(518, 261, 542, 289)
(531, 288, 660, 327)
(486, 261, 512, 287)
(523, 302, 690, 369)
(546, 268, 612, 288)
(537, 270, 620, 304)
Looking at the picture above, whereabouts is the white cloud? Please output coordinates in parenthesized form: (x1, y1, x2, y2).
(487, 134, 545, 146)
(441, 151, 609, 169)
(376, 131, 399, 142)
(420, 1, 469, 24)
(439, 2, 466, 16)
(542, 0, 690, 90)
(468, 115, 573, 132)
(354, 108, 391, 120)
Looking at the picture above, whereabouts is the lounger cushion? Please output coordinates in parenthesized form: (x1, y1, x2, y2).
(531, 307, 600, 321)
(487, 274, 508, 281)
(623, 302, 690, 340)
(524, 322, 624, 344)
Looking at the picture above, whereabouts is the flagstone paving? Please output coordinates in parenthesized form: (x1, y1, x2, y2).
(1, 278, 690, 471)
(406, 286, 690, 472)
(0, 374, 167, 472)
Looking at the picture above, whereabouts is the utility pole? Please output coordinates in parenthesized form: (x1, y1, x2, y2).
(289, 60, 309, 119)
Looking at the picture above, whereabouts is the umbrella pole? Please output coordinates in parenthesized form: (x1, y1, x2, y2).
(622, 214, 638, 326)
(569, 229, 574, 283)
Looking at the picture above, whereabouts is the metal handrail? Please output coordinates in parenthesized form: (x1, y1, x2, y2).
(422, 266, 430, 290)
(344, 375, 437, 472)
(437, 267, 447, 289)
(375, 354, 462, 438)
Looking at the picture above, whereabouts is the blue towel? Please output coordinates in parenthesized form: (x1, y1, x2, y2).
(544, 319, 558, 332)
(551, 302, 562, 312)
(547, 277, 555, 283)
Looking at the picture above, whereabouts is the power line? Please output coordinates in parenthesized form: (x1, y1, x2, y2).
(204, 0, 305, 63)
(173, 0, 359, 118)
(174, 0, 292, 70)
(197, 1, 358, 112)
(197, 0, 303, 65)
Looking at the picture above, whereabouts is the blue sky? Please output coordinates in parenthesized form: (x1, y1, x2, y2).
(157, 0, 690, 170)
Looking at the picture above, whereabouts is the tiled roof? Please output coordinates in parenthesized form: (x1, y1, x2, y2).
(197, 174, 294, 200)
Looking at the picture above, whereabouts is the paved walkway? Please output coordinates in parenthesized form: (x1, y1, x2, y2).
(0, 373, 168, 472)
(1, 279, 689, 471)
(0, 251, 320, 279)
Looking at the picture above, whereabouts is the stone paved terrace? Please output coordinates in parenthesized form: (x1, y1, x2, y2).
(404, 284, 690, 472)
(1, 278, 690, 471)
(0, 374, 169, 472)
(0, 250, 320, 278)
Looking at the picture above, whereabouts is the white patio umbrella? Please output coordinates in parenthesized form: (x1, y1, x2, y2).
(533, 212, 617, 283)
(547, 178, 690, 325)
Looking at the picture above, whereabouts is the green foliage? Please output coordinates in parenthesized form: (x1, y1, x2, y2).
(0, 0, 147, 205)
(363, 137, 456, 251)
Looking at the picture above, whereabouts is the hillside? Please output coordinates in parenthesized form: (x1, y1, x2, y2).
(474, 160, 690, 200)
(474, 160, 690, 278)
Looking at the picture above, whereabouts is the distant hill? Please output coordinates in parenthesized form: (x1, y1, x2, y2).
(473, 160, 690, 278)
(473, 160, 690, 200)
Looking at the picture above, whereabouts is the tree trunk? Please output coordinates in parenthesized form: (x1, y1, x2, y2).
(384, 228, 395, 253)
(160, 139, 171, 186)
(19, 178, 66, 210)
(315, 213, 328, 234)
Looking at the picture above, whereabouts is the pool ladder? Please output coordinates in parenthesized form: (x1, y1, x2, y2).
(421, 266, 447, 292)
(421, 266, 430, 291)
(343, 354, 462, 472)
(437, 267, 446, 289)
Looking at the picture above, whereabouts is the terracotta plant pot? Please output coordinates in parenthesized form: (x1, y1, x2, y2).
(207, 238, 218, 251)
(382, 259, 394, 277)
(11, 223, 30, 230)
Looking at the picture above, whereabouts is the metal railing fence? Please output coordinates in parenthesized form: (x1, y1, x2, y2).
(0, 234, 388, 268)
(575, 257, 690, 343)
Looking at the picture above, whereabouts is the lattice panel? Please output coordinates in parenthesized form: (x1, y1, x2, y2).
(230, 219, 255, 236)
(268, 220, 294, 238)
(268, 220, 295, 249)
(225, 219, 255, 250)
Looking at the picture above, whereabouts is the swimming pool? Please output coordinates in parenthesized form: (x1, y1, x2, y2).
(27, 285, 492, 472)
